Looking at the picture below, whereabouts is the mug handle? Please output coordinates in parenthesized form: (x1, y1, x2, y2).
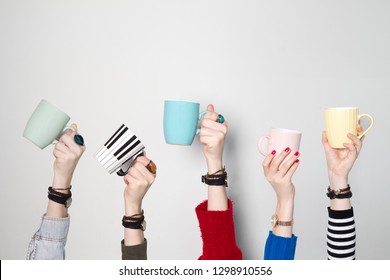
(357, 114, 374, 139)
(52, 126, 76, 144)
(116, 151, 145, 176)
(257, 135, 270, 156)
(195, 110, 210, 135)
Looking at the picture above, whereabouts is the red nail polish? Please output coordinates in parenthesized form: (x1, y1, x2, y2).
(284, 147, 290, 152)
(294, 151, 299, 156)
(295, 159, 300, 163)
(271, 150, 276, 155)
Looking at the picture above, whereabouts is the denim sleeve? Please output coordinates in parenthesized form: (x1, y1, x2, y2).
(26, 214, 70, 260)
(264, 231, 297, 260)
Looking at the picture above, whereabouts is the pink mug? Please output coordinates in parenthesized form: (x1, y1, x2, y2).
(258, 128, 302, 160)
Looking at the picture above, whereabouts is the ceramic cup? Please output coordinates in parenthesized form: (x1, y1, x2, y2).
(23, 99, 75, 149)
(324, 107, 374, 148)
(163, 100, 208, 145)
(258, 128, 302, 164)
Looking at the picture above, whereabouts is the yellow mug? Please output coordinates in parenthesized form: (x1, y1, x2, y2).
(324, 107, 374, 148)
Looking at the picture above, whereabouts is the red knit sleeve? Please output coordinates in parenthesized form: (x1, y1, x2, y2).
(195, 199, 243, 260)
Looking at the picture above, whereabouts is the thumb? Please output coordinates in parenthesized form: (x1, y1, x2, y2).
(207, 104, 215, 112)
(70, 123, 78, 133)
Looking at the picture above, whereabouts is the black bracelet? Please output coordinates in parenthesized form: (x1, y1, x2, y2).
(201, 167, 228, 187)
(326, 185, 352, 199)
(48, 187, 72, 199)
(48, 193, 72, 208)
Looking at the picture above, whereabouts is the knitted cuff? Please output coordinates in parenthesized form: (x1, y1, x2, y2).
(264, 231, 297, 260)
(195, 199, 242, 260)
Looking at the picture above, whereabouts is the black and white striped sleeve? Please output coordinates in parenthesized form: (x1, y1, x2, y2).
(327, 207, 356, 260)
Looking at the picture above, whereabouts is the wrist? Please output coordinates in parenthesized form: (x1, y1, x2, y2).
(275, 199, 294, 221)
(52, 175, 72, 191)
(206, 159, 223, 174)
(124, 200, 142, 216)
(328, 175, 348, 190)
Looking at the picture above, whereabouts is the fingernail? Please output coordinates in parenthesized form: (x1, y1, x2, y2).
(271, 150, 276, 155)
(284, 147, 290, 152)
(295, 159, 300, 163)
(294, 151, 299, 156)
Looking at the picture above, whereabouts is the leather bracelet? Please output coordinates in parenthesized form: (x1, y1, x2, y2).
(123, 210, 144, 221)
(326, 185, 352, 199)
(48, 193, 72, 208)
(122, 211, 146, 230)
(48, 187, 72, 198)
(201, 167, 228, 187)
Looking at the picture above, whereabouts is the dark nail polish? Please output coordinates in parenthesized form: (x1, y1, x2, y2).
(295, 159, 300, 163)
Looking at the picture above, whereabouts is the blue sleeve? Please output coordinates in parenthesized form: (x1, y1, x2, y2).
(264, 231, 297, 260)
(26, 214, 70, 260)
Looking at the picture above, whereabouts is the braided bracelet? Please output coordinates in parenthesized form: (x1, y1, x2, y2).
(326, 185, 352, 199)
(201, 167, 228, 187)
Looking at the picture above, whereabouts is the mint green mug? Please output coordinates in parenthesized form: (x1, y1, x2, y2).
(23, 99, 75, 149)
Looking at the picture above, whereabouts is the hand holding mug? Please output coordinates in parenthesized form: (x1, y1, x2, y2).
(123, 155, 156, 215)
(199, 104, 227, 172)
(52, 123, 86, 189)
(262, 148, 300, 202)
(322, 125, 363, 187)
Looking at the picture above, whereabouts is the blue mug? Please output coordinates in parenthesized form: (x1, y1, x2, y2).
(164, 100, 208, 145)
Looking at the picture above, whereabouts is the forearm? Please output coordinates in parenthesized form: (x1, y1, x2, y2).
(123, 200, 144, 246)
(206, 159, 228, 211)
(272, 198, 294, 238)
(46, 177, 71, 218)
(328, 175, 352, 211)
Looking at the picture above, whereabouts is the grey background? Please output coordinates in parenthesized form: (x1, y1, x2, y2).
(0, 0, 389, 260)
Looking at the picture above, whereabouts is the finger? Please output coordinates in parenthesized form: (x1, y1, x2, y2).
(133, 160, 156, 181)
(269, 148, 291, 173)
(207, 104, 215, 113)
(199, 126, 226, 138)
(347, 133, 362, 152)
(262, 150, 276, 175)
(54, 141, 69, 154)
(70, 123, 78, 133)
(201, 119, 227, 133)
(203, 111, 219, 122)
(61, 132, 85, 154)
(135, 156, 157, 176)
(278, 151, 300, 177)
(284, 158, 300, 179)
(322, 131, 332, 152)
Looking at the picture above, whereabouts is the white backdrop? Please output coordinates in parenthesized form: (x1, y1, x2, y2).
(0, 0, 389, 260)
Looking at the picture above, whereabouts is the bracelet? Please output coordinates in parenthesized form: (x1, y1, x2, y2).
(122, 210, 146, 230)
(122, 210, 144, 222)
(48, 187, 72, 199)
(51, 185, 72, 191)
(48, 193, 72, 208)
(201, 166, 228, 187)
(326, 185, 352, 199)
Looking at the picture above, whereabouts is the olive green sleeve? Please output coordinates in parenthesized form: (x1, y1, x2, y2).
(121, 239, 147, 260)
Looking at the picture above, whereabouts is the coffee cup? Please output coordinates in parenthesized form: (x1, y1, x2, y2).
(23, 99, 75, 149)
(258, 128, 302, 163)
(324, 107, 374, 148)
(163, 100, 208, 145)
